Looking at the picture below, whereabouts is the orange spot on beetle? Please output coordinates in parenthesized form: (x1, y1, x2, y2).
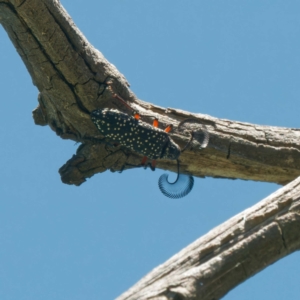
(164, 124, 173, 133)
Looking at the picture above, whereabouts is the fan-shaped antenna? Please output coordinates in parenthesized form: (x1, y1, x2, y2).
(158, 160, 194, 199)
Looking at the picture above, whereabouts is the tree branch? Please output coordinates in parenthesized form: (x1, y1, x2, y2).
(116, 176, 300, 300)
(1, 1, 300, 299)
(1, 0, 299, 186)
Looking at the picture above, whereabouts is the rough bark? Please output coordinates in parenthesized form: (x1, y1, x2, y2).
(116, 177, 300, 300)
(1, 1, 300, 299)
(1, 0, 300, 186)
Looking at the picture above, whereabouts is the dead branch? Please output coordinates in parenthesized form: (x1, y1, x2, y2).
(0, 0, 299, 186)
(116, 177, 300, 300)
(1, 1, 300, 299)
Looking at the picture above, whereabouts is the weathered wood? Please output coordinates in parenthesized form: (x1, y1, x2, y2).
(117, 177, 300, 300)
(0, 0, 300, 185)
(1, 1, 300, 299)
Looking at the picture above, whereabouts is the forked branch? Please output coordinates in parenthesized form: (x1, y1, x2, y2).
(1, 1, 300, 299)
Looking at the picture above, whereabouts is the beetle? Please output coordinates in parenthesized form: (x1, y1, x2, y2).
(90, 95, 209, 198)
(90, 108, 180, 161)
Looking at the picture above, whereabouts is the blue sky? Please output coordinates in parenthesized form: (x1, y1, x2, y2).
(1, 1, 300, 299)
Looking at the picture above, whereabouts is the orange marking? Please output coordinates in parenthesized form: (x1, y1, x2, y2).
(134, 113, 141, 120)
(164, 124, 173, 133)
(141, 156, 148, 165)
(151, 160, 157, 169)
(153, 119, 159, 128)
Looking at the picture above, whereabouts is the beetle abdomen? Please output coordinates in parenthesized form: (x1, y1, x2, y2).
(91, 108, 180, 160)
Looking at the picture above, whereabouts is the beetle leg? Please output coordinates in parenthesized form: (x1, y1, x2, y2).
(112, 93, 132, 110)
(153, 118, 159, 128)
(141, 156, 148, 167)
(112, 93, 140, 117)
(140, 156, 156, 171)
(164, 124, 173, 133)
(153, 119, 173, 133)
(118, 162, 143, 173)
(151, 160, 156, 171)
(134, 112, 141, 120)
(112, 93, 141, 120)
